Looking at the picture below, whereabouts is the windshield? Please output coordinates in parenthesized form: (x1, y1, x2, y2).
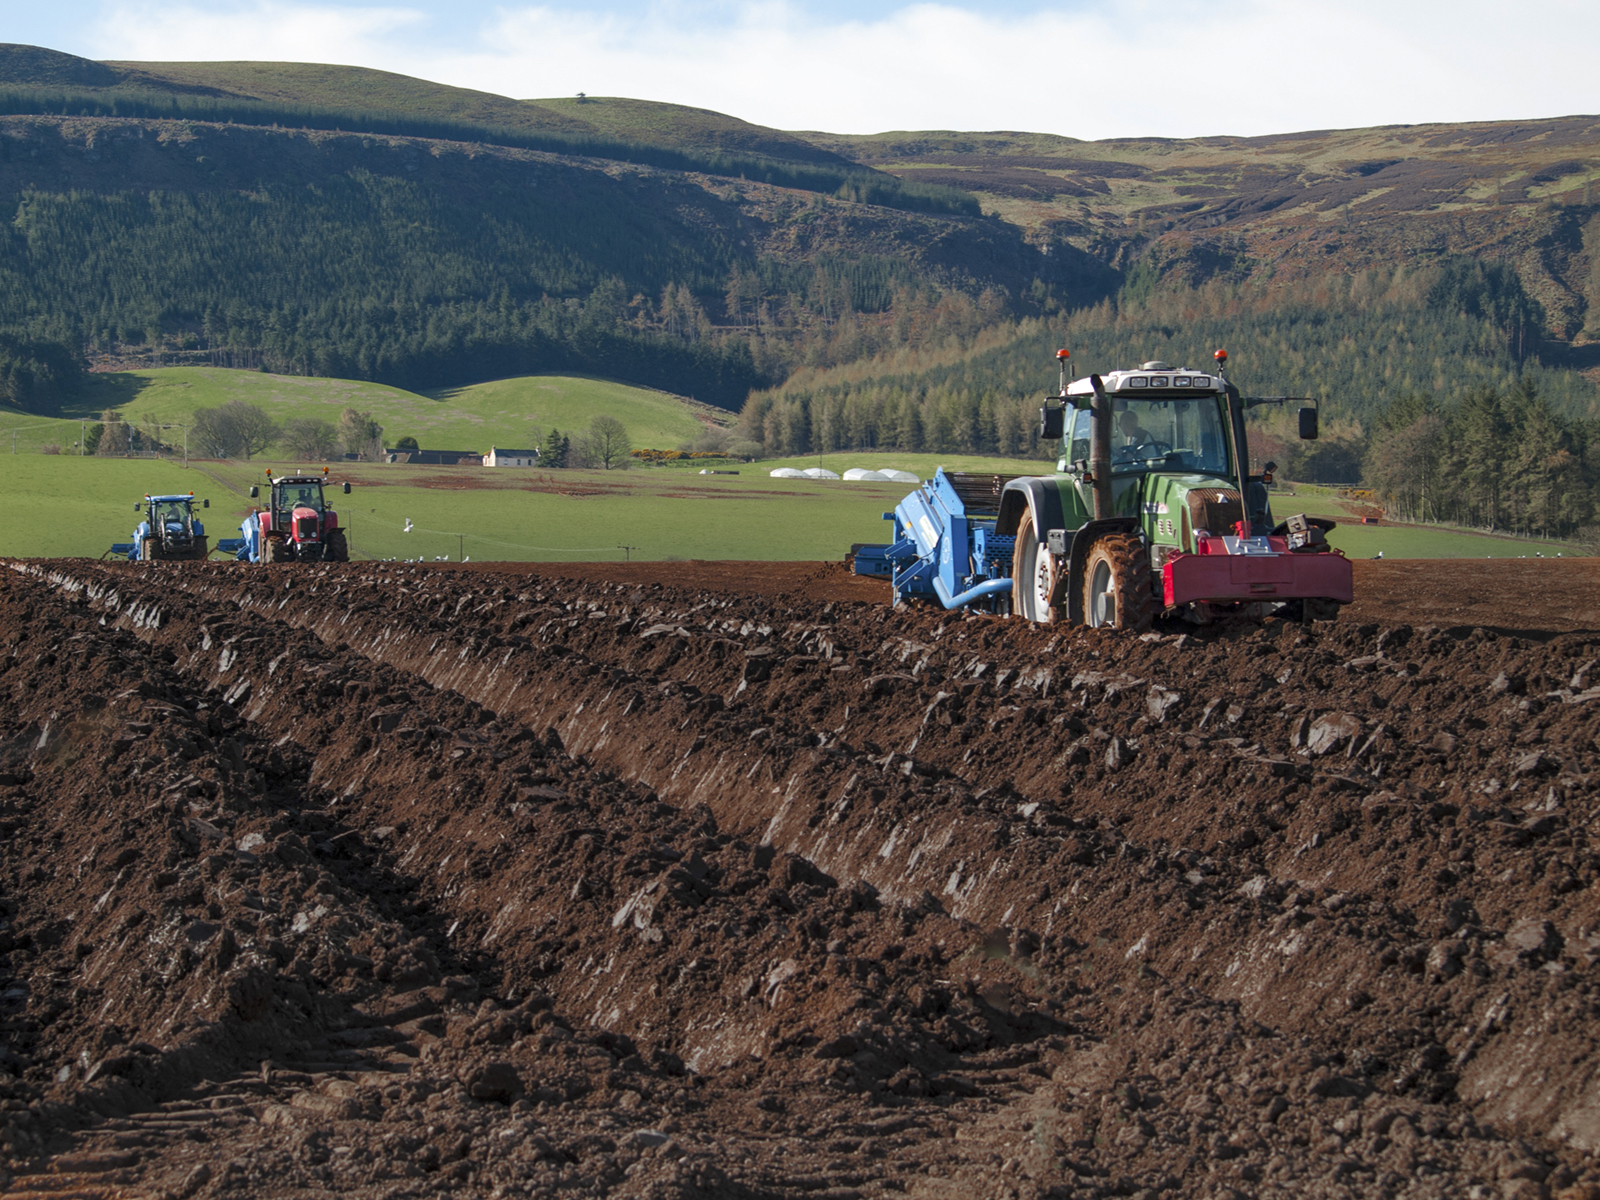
(282, 485, 324, 513)
(155, 502, 189, 527)
(1108, 397, 1230, 475)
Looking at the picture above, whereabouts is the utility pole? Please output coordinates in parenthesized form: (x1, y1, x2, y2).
(457, 533, 464, 562)
(618, 544, 640, 561)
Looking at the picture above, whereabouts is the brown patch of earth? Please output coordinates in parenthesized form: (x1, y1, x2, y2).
(0, 556, 1599, 1198)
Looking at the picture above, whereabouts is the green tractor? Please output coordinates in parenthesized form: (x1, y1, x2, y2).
(851, 350, 1353, 627)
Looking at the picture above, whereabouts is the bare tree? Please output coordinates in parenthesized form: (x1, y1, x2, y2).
(338, 408, 384, 461)
(95, 409, 130, 456)
(282, 417, 340, 461)
(586, 414, 631, 470)
(190, 401, 278, 460)
(227, 401, 278, 460)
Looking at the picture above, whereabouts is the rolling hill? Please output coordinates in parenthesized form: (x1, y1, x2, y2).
(0, 367, 724, 457)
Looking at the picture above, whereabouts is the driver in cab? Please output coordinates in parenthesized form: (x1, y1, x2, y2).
(1116, 408, 1152, 459)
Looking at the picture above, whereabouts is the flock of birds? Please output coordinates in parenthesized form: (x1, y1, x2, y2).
(385, 517, 470, 562)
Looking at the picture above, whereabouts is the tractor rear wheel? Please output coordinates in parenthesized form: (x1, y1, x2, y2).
(1010, 508, 1057, 623)
(1082, 534, 1155, 632)
(324, 529, 349, 563)
(263, 537, 292, 565)
(139, 537, 157, 564)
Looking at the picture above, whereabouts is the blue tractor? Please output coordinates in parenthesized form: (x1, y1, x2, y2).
(110, 494, 216, 563)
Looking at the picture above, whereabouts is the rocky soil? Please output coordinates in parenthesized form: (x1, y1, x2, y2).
(1, 556, 1599, 1200)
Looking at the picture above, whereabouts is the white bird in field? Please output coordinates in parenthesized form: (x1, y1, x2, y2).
(1373, 550, 1383, 560)
(462, 556, 469, 563)
(403, 518, 414, 533)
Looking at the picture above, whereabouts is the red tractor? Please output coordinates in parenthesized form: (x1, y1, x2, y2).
(241, 468, 351, 563)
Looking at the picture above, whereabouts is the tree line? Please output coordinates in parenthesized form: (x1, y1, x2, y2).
(737, 261, 1600, 477)
(1365, 380, 1598, 539)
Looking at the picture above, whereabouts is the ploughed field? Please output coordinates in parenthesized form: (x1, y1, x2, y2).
(0, 556, 1598, 1200)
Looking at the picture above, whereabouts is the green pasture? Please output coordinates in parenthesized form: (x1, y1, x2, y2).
(0, 456, 232, 558)
(193, 460, 908, 564)
(0, 368, 717, 457)
(0, 452, 1582, 564)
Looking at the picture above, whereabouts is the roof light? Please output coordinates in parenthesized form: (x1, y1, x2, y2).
(1175, 376, 1190, 387)
(1150, 377, 1169, 387)
(1056, 349, 1070, 360)
(1129, 377, 1148, 388)
(1214, 349, 1227, 363)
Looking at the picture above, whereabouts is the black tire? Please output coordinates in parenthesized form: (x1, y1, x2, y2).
(1082, 534, 1155, 632)
(189, 536, 208, 561)
(139, 537, 157, 564)
(263, 537, 292, 564)
(1010, 508, 1058, 623)
(324, 528, 349, 563)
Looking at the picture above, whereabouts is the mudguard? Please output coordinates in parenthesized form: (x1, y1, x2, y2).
(996, 478, 1065, 539)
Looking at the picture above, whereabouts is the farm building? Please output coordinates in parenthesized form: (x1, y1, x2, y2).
(386, 449, 482, 465)
(486, 447, 540, 467)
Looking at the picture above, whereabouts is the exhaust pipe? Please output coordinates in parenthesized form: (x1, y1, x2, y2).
(1087, 373, 1113, 521)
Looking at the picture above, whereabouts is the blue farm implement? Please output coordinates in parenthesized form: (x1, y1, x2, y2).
(851, 470, 1020, 614)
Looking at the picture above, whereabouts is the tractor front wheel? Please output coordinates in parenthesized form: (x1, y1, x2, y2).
(324, 529, 349, 563)
(1010, 508, 1057, 623)
(1083, 534, 1155, 632)
(263, 537, 292, 565)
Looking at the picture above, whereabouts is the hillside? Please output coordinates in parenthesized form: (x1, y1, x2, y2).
(799, 120, 1600, 342)
(0, 41, 1598, 485)
(0, 367, 722, 456)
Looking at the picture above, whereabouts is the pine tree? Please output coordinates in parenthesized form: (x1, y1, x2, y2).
(541, 427, 567, 468)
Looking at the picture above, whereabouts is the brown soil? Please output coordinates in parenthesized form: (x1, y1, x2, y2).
(1, 556, 1599, 1199)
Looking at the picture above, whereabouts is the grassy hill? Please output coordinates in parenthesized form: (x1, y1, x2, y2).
(2, 46, 860, 170)
(0, 367, 721, 455)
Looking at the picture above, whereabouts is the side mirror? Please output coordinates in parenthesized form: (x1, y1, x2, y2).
(342, 482, 351, 494)
(1038, 403, 1065, 441)
(249, 486, 259, 499)
(134, 503, 141, 511)
(1298, 407, 1319, 440)
(1262, 461, 1276, 485)
(202, 498, 210, 509)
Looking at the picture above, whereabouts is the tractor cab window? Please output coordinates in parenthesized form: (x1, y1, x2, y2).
(1111, 397, 1230, 475)
(1067, 407, 1092, 467)
(155, 502, 188, 527)
(283, 485, 324, 513)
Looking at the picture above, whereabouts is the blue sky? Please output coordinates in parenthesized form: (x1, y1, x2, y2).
(6, 0, 1598, 139)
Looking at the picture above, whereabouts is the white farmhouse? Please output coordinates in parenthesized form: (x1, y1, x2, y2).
(486, 447, 540, 467)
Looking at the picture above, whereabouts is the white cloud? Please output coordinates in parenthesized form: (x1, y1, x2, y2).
(90, 2, 426, 67)
(84, 0, 1600, 138)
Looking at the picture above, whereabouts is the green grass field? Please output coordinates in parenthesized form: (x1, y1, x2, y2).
(0, 444, 1581, 565)
(0, 368, 719, 457)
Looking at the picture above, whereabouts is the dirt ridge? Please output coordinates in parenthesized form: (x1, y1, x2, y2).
(1, 558, 1598, 1198)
